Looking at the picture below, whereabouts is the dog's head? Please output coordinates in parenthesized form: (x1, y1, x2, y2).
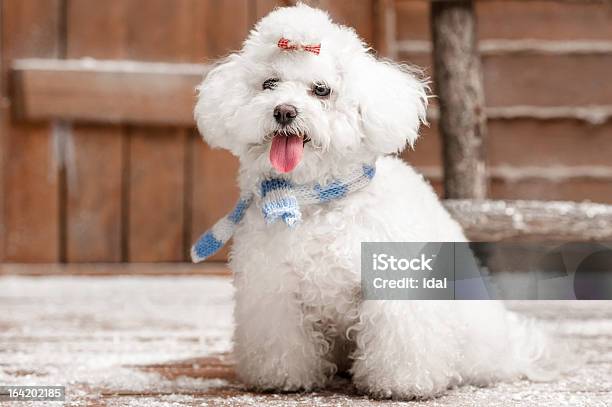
(195, 3, 427, 181)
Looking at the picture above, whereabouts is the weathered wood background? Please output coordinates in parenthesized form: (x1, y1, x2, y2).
(1, 0, 612, 263)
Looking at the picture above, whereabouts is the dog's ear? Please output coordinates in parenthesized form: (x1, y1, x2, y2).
(194, 54, 249, 154)
(348, 55, 428, 154)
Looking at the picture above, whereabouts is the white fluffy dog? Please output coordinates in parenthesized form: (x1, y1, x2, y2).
(194, 4, 558, 400)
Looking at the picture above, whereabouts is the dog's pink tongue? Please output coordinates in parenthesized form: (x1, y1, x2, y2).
(270, 134, 304, 173)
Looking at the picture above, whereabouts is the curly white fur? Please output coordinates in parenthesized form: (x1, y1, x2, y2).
(195, 3, 562, 400)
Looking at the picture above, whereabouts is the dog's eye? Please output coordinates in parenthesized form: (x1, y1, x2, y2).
(262, 78, 279, 90)
(312, 82, 331, 97)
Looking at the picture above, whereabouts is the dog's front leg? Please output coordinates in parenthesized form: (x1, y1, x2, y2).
(350, 300, 463, 400)
(233, 269, 336, 392)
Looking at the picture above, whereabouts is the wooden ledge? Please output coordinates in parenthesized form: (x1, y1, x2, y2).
(445, 199, 612, 241)
(0, 262, 230, 276)
(2, 200, 611, 273)
(11, 58, 208, 125)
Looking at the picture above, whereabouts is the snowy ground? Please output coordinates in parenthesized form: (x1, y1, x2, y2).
(0, 275, 611, 406)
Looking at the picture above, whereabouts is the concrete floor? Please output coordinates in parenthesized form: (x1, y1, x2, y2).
(1, 275, 611, 406)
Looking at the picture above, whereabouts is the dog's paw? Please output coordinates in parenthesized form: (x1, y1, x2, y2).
(353, 378, 450, 401)
(236, 357, 336, 393)
(351, 356, 458, 400)
(239, 372, 327, 393)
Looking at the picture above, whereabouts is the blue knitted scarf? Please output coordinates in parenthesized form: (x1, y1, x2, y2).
(191, 164, 376, 263)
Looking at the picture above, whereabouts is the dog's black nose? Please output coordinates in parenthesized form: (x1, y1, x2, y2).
(273, 104, 297, 125)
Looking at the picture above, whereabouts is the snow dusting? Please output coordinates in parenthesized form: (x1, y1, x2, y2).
(1, 275, 611, 406)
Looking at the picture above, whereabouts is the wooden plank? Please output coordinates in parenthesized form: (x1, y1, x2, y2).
(490, 178, 612, 206)
(405, 118, 612, 169)
(482, 53, 612, 107)
(487, 119, 612, 168)
(193, 0, 250, 60)
(396, 0, 612, 42)
(12, 58, 204, 126)
(4, 192, 612, 272)
(0, 103, 5, 262)
(316, 0, 375, 45)
(396, 50, 612, 108)
(13, 50, 612, 127)
(423, 170, 612, 205)
(66, 0, 127, 58)
(431, 1, 487, 199)
(395, 0, 430, 41)
(2, 125, 60, 262)
(477, 0, 612, 41)
(1, 0, 61, 261)
(191, 140, 240, 262)
(0, 0, 5, 261)
(190, 1, 248, 262)
(444, 199, 612, 242)
(14, 52, 612, 124)
(128, 127, 187, 261)
(125, 0, 198, 62)
(65, 0, 127, 262)
(0, 262, 230, 276)
(0, 1, 61, 86)
(251, 0, 283, 23)
(373, 0, 397, 58)
(125, 0, 200, 262)
(295, 0, 375, 45)
(65, 125, 123, 261)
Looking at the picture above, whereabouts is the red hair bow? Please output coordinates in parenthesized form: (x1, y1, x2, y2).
(277, 37, 321, 55)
